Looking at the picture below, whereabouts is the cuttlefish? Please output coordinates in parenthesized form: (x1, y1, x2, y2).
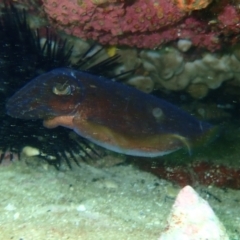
(6, 68, 215, 157)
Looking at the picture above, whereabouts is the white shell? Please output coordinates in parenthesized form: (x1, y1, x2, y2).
(22, 146, 40, 156)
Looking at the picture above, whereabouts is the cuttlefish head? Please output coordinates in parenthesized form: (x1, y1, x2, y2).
(6, 68, 84, 120)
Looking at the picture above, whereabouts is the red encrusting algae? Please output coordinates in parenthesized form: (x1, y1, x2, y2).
(137, 160, 240, 189)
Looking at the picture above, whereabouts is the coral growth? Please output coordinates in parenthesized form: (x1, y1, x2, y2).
(176, 0, 213, 12)
(9, 0, 240, 51)
(42, 0, 185, 48)
(114, 45, 240, 102)
(39, 0, 240, 51)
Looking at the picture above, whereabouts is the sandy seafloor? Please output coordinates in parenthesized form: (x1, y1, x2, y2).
(0, 154, 239, 240)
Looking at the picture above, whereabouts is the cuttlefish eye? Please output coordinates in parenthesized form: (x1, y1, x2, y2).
(52, 83, 72, 95)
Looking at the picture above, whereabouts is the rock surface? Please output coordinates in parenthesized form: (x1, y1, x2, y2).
(159, 185, 229, 240)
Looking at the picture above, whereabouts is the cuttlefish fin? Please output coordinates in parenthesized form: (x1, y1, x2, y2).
(168, 134, 191, 155)
(72, 115, 191, 156)
(72, 117, 137, 149)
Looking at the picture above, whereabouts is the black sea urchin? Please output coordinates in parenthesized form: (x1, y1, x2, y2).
(0, 2, 120, 168)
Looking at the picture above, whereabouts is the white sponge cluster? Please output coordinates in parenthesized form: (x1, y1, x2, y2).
(115, 40, 240, 99)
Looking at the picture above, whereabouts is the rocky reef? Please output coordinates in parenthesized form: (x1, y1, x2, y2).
(2, 0, 240, 192)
